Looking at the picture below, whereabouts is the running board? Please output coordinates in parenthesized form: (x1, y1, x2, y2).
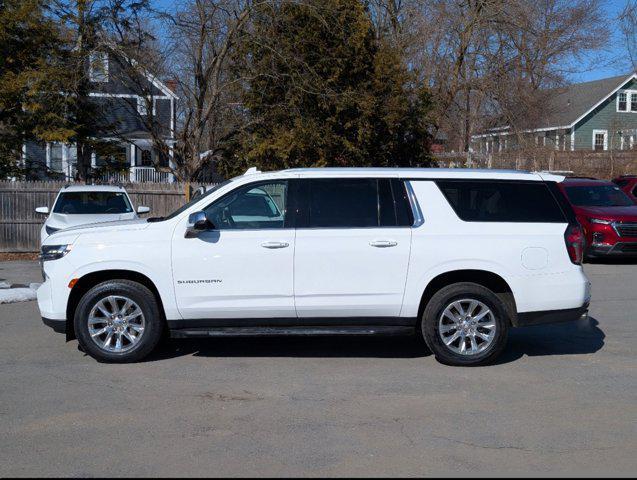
(170, 326, 415, 338)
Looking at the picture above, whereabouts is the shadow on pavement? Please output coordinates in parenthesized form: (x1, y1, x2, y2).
(495, 316, 605, 365)
(149, 335, 429, 361)
(146, 316, 605, 364)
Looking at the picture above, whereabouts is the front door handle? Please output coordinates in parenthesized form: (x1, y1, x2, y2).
(261, 241, 289, 249)
(370, 240, 398, 248)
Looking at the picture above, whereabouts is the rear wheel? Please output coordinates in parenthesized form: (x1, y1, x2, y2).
(74, 280, 163, 363)
(421, 282, 509, 366)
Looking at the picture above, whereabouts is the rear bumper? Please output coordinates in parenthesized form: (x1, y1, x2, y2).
(516, 302, 589, 327)
(42, 317, 67, 334)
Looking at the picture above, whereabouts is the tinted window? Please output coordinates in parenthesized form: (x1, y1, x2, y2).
(303, 178, 410, 228)
(565, 185, 634, 207)
(53, 191, 133, 214)
(436, 181, 565, 223)
(161, 179, 234, 221)
(204, 181, 287, 229)
(392, 180, 414, 226)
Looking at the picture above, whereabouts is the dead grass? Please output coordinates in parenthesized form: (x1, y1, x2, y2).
(0, 252, 39, 261)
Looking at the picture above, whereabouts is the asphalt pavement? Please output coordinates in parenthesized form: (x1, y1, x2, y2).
(0, 261, 635, 476)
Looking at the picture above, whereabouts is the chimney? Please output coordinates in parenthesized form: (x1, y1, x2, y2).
(165, 79, 178, 94)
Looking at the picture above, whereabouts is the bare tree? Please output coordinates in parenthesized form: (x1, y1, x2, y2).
(620, 0, 637, 71)
(159, 0, 260, 182)
(405, 0, 608, 153)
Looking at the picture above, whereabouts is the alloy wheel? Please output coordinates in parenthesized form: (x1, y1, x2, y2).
(438, 298, 497, 356)
(87, 295, 146, 353)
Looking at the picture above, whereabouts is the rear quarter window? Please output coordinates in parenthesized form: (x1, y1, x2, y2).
(435, 180, 566, 223)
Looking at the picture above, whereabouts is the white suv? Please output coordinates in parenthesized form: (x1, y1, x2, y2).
(37, 168, 591, 366)
(36, 185, 150, 244)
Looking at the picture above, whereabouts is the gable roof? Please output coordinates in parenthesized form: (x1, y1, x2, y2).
(100, 42, 179, 100)
(540, 73, 635, 129)
(475, 73, 637, 137)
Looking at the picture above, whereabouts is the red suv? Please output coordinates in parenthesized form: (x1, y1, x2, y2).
(612, 175, 637, 202)
(558, 178, 637, 258)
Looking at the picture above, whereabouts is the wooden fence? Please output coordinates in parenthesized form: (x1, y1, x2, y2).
(434, 150, 637, 178)
(0, 181, 188, 252)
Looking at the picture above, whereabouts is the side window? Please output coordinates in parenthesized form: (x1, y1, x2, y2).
(204, 181, 288, 229)
(436, 180, 566, 223)
(302, 178, 412, 228)
(632, 184, 637, 198)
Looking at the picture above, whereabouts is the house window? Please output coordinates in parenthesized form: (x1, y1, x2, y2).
(137, 97, 148, 116)
(49, 144, 64, 172)
(593, 130, 607, 151)
(89, 52, 109, 83)
(618, 92, 628, 111)
(631, 92, 637, 112)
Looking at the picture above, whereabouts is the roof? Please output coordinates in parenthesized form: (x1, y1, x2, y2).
(538, 74, 634, 129)
(256, 167, 563, 182)
(475, 73, 637, 136)
(58, 185, 127, 193)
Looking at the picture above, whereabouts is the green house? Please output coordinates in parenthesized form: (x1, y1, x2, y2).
(472, 73, 637, 153)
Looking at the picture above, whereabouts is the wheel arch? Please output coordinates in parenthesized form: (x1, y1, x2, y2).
(65, 269, 167, 340)
(417, 269, 518, 326)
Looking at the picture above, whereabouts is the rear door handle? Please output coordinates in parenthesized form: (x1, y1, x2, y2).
(261, 241, 289, 249)
(370, 240, 398, 248)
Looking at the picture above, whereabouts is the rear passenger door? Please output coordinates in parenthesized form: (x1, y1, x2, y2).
(294, 178, 413, 318)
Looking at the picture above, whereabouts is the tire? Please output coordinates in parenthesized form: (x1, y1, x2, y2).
(421, 282, 510, 366)
(74, 280, 164, 363)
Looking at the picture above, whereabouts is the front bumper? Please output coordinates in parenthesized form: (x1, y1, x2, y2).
(516, 301, 589, 327)
(587, 242, 637, 257)
(42, 317, 66, 334)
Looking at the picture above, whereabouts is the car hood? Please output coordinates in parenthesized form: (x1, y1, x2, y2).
(46, 212, 137, 230)
(575, 205, 637, 221)
(57, 218, 150, 234)
(42, 218, 152, 247)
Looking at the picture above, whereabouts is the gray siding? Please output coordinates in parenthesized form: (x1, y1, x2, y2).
(573, 78, 637, 150)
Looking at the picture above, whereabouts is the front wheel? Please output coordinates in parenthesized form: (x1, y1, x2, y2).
(421, 282, 510, 366)
(74, 280, 163, 363)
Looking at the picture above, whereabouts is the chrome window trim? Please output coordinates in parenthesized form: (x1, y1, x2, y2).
(404, 180, 424, 228)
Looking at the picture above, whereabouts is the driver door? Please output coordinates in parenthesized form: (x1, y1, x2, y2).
(171, 180, 296, 320)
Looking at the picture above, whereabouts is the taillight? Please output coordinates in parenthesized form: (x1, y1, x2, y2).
(564, 224, 585, 265)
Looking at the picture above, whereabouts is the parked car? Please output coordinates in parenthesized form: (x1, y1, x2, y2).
(558, 178, 637, 258)
(38, 168, 590, 366)
(36, 185, 150, 244)
(612, 175, 637, 202)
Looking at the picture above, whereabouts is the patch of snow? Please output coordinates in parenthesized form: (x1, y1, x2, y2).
(29, 283, 42, 290)
(0, 287, 37, 304)
(0, 281, 10, 289)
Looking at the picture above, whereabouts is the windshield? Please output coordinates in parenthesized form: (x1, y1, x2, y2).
(565, 185, 635, 207)
(154, 178, 235, 222)
(53, 191, 133, 214)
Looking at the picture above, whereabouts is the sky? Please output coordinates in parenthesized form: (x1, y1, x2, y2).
(572, 0, 633, 83)
(151, 0, 633, 84)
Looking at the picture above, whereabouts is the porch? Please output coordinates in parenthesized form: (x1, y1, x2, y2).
(35, 139, 176, 183)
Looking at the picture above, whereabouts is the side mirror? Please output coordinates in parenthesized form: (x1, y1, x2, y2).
(137, 206, 151, 214)
(35, 206, 49, 215)
(185, 211, 214, 238)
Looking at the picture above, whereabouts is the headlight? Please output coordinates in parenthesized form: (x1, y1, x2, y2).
(39, 244, 72, 262)
(45, 225, 60, 235)
(588, 218, 612, 225)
